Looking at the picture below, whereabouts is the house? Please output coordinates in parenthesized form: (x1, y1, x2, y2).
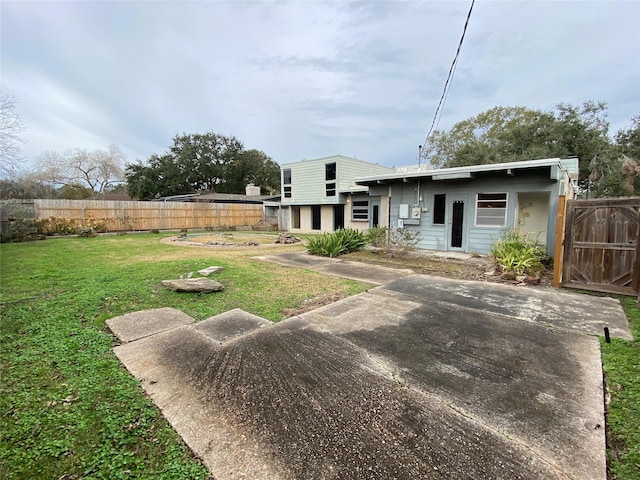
(280, 155, 395, 232)
(355, 158, 579, 257)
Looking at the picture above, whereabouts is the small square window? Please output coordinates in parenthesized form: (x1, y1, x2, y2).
(326, 182, 336, 197)
(284, 186, 291, 198)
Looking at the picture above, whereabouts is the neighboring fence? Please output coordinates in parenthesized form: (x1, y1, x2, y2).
(31, 199, 266, 231)
(561, 197, 640, 297)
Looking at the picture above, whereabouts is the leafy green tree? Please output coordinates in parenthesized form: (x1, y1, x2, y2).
(615, 115, 640, 160)
(222, 149, 281, 195)
(125, 132, 280, 200)
(587, 115, 640, 197)
(424, 101, 640, 197)
(0, 176, 56, 199)
(58, 183, 93, 199)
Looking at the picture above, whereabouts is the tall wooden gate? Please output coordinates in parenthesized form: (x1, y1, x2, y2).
(561, 198, 640, 296)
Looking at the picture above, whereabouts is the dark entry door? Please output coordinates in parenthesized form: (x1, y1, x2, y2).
(372, 205, 379, 227)
(333, 205, 344, 230)
(449, 195, 466, 250)
(312, 206, 321, 230)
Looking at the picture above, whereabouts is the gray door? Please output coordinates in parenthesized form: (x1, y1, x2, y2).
(448, 194, 467, 251)
(281, 207, 290, 232)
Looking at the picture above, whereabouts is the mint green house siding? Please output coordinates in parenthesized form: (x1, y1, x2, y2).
(280, 155, 394, 233)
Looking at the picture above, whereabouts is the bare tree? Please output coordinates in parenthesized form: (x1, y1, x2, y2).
(0, 92, 27, 176)
(34, 145, 126, 196)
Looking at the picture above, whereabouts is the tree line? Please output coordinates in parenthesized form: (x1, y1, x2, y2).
(423, 101, 640, 197)
(1, 91, 639, 199)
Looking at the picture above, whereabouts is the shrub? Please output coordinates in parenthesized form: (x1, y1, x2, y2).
(489, 229, 549, 276)
(35, 216, 78, 236)
(0, 200, 39, 243)
(367, 225, 388, 247)
(78, 227, 97, 238)
(306, 228, 367, 257)
(84, 214, 109, 233)
(387, 227, 420, 254)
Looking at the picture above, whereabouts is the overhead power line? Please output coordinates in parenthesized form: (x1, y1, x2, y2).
(420, 0, 475, 161)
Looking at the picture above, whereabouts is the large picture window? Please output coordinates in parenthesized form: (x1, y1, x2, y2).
(475, 193, 507, 226)
(352, 200, 369, 221)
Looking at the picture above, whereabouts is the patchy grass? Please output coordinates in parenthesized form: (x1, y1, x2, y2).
(0, 234, 367, 479)
(602, 297, 640, 480)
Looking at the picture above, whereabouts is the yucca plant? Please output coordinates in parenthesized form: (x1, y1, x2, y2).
(306, 228, 366, 257)
(489, 229, 549, 276)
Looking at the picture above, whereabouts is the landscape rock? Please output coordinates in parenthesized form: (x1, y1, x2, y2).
(162, 278, 224, 293)
(274, 233, 301, 244)
(198, 266, 224, 276)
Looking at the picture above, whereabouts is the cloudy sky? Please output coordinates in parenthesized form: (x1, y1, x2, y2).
(2, 0, 639, 172)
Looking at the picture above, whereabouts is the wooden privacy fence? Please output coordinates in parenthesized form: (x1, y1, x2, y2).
(32, 199, 266, 232)
(561, 197, 640, 297)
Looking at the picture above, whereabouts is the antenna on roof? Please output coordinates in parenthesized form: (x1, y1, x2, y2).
(418, 145, 422, 168)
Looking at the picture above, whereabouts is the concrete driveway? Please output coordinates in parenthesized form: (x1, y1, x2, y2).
(108, 252, 630, 480)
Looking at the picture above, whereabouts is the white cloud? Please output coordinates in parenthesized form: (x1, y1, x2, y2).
(1, 0, 638, 173)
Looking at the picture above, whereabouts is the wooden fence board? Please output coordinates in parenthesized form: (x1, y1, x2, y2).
(30, 199, 266, 232)
(562, 198, 640, 296)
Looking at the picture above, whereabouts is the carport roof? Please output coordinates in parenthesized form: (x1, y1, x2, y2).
(355, 157, 579, 185)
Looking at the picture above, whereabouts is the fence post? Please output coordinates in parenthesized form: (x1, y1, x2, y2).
(552, 195, 566, 288)
(634, 223, 640, 301)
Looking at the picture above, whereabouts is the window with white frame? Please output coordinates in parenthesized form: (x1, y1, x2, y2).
(475, 193, 507, 226)
(352, 200, 369, 221)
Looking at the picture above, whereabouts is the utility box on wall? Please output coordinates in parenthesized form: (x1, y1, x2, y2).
(411, 207, 421, 219)
(399, 204, 409, 219)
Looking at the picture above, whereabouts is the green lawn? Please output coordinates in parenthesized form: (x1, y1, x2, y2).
(1, 234, 638, 479)
(602, 297, 640, 480)
(0, 234, 367, 479)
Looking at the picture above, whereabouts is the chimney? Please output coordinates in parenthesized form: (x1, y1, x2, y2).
(246, 184, 261, 196)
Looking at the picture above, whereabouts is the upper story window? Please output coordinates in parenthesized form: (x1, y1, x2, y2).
(325, 163, 336, 197)
(325, 163, 336, 181)
(283, 168, 292, 198)
(475, 193, 507, 226)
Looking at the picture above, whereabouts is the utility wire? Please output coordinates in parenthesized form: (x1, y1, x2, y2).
(421, 0, 475, 157)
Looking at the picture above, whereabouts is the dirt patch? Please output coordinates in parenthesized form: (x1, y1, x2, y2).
(343, 250, 552, 287)
(282, 292, 350, 317)
(163, 233, 286, 247)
